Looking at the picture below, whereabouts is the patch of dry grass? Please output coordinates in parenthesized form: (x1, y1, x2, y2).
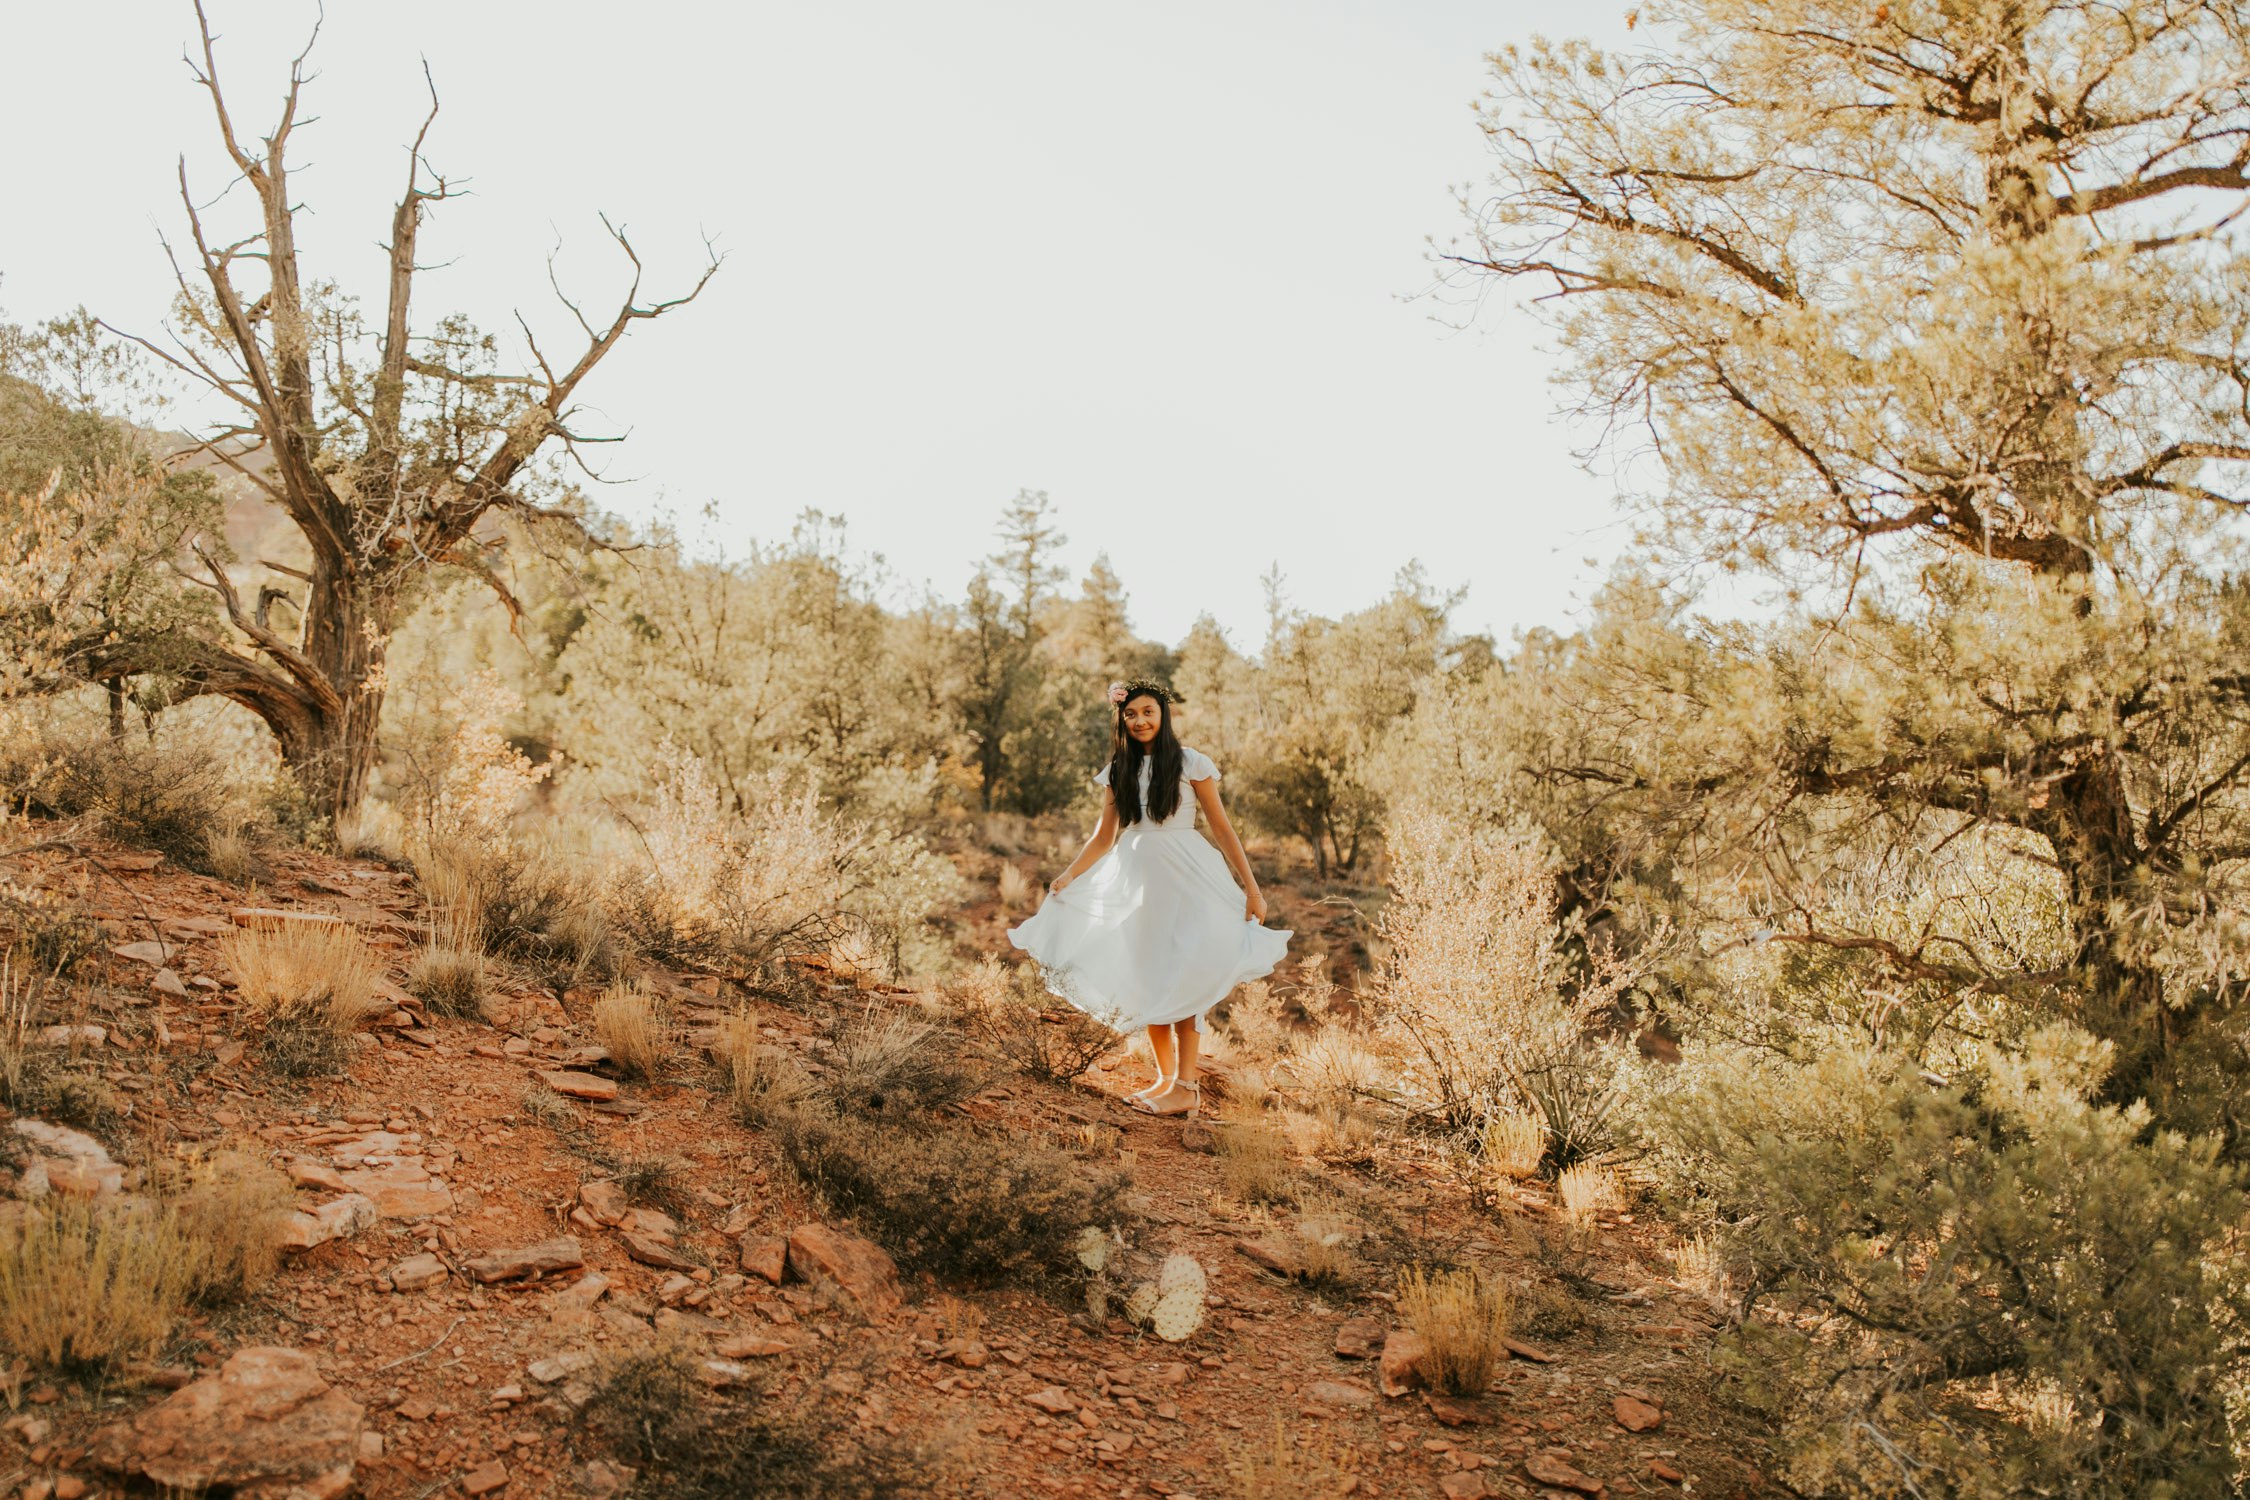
(1558, 1161, 1622, 1224)
(162, 1148, 296, 1302)
(0, 1198, 195, 1373)
(818, 1011, 983, 1118)
(221, 919, 384, 1027)
(1482, 1110, 1546, 1179)
(1216, 1102, 1295, 1206)
(593, 981, 673, 1081)
(1398, 1265, 1513, 1396)
(1225, 1416, 1352, 1498)
(714, 1010, 810, 1127)
(996, 862, 1034, 913)
(1286, 1200, 1361, 1289)
(406, 944, 488, 1021)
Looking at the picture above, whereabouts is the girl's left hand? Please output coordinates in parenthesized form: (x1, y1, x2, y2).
(1245, 888, 1269, 923)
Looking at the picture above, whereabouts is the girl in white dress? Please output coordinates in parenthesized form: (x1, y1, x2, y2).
(1008, 679, 1291, 1117)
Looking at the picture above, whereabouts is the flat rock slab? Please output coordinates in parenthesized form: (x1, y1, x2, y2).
(465, 1237, 586, 1284)
(1505, 1336, 1558, 1364)
(151, 968, 191, 999)
(337, 1163, 454, 1219)
(1612, 1394, 1663, 1432)
(1233, 1238, 1293, 1276)
(1023, 1386, 1078, 1415)
(538, 1070, 619, 1102)
(1305, 1378, 1376, 1410)
(1525, 1453, 1605, 1495)
(389, 1253, 449, 1292)
(739, 1234, 787, 1284)
(1335, 1316, 1386, 1359)
(621, 1231, 697, 1272)
(715, 1333, 795, 1359)
(282, 1194, 379, 1252)
(89, 1346, 364, 1500)
(111, 940, 179, 968)
(578, 1180, 629, 1226)
(1425, 1393, 1489, 1428)
(785, 1223, 902, 1317)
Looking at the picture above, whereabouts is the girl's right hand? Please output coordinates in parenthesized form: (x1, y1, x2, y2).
(1049, 874, 1073, 895)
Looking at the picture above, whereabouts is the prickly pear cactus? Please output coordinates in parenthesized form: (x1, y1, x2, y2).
(1147, 1285, 1204, 1343)
(1122, 1281, 1159, 1326)
(1075, 1226, 1112, 1273)
(1155, 1253, 1206, 1298)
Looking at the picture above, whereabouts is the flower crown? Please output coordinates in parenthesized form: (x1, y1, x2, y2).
(1107, 677, 1181, 707)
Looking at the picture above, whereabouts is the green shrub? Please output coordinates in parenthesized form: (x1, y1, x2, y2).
(1654, 1027, 2250, 1498)
(776, 1104, 1132, 1284)
(0, 733, 234, 873)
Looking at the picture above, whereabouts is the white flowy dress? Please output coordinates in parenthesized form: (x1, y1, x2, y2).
(1008, 747, 1291, 1033)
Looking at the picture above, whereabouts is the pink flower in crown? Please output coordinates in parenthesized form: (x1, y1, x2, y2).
(1107, 681, 1129, 705)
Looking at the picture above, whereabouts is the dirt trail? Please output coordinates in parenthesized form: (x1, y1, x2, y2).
(0, 839, 1783, 1499)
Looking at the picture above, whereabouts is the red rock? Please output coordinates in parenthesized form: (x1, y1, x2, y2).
(1305, 1378, 1375, 1410)
(286, 1158, 350, 1194)
(537, 1070, 618, 1102)
(621, 1231, 697, 1272)
(1024, 1386, 1078, 1415)
(714, 1333, 794, 1358)
(462, 1458, 510, 1494)
(1649, 1458, 1685, 1484)
(463, 1238, 585, 1284)
(88, 1346, 364, 1499)
(110, 940, 178, 967)
(389, 1253, 448, 1292)
(1378, 1329, 1428, 1397)
(1612, 1395, 1662, 1432)
(1440, 1474, 1489, 1499)
(151, 967, 190, 999)
(784, 1223, 901, 1317)
(280, 1194, 378, 1252)
(1425, 1393, 1488, 1427)
(1233, 1238, 1292, 1276)
(739, 1234, 788, 1284)
(1334, 1316, 1385, 1359)
(338, 1162, 454, 1219)
(1504, 1336, 1557, 1364)
(1524, 1453, 1605, 1495)
(578, 1180, 629, 1226)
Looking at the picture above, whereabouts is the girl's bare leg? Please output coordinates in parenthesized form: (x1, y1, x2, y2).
(1137, 1024, 1179, 1100)
(1142, 1020, 1204, 1115)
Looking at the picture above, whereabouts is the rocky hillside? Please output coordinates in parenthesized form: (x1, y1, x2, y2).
(0, 836, 1782, 1500)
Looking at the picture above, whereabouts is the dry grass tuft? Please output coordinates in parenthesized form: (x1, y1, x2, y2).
(996, 862, 1034, 913)
(0, 1198, 196, 1373)
(1398, 1265, 1513, 1396)
(1673, 1232, 1729, 1302)
(221, 919, 384, 1026)
(1225, 1416, 1352, 1498)
(1482, 1110, 1546, 1179)
(1557, 1161, 1622, 1224)
(406, 944, 488, 1021)
(163, 1148, 296, 1301)
(593, 981, 673, 1081)
(1216, 1102, 1295, 1206)
(1287, 1200, 1361, 1289)
(520, 1082, 578, 1131)
(616, 1154, 693, 1215)
(714, 1010, 810, 1127)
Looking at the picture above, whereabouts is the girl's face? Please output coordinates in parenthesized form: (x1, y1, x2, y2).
(1121, 694, 1163, 744)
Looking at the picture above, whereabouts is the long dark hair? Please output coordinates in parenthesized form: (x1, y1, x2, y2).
(1108, 688, 1184, 826)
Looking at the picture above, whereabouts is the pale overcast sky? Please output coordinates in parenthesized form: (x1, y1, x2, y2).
(2, 0, 1634, 647)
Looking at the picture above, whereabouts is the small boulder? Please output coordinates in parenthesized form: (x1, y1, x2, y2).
(578, 1180, 629, 1226)
(1524, 1452, 1605, 1495)
(784, 1223, 901, 1317)
(88, 1346, 364, 1499)
(739, 1234, 787, 1284)
(1613, 1394, 1663, 1433)
(463, 1237, 586, 1284)
(281, 1194, 379, 1253)
(621, 1231, 697, 1272)
(1334, 1316, 1385, 1359)
(1305, 1378, 1376, 1411)
(538, 1071, 618, 1103)
(1023, 1386, 1078, 1415)
(389, 1253, 448, 1292)
(1378, 1329, 1428, 1398)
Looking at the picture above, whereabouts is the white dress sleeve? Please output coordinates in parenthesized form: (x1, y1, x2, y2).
(1092, 763, 1112, 788)
(1183, 747, 1220, 783)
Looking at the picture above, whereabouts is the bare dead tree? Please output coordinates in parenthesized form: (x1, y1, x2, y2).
(97, 1, 719, 818)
